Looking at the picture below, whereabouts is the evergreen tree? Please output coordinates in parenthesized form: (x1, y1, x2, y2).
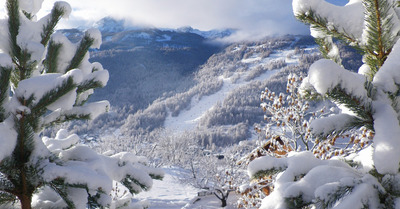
(0, 0, 163, 208)
(248, 0, 400, 208)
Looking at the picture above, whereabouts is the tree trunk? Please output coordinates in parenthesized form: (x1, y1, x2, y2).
(221, 198, 227, 207)
(19, 162, 32, 209)
(214, 189, 230, 208)
(19, 194, 32, 209)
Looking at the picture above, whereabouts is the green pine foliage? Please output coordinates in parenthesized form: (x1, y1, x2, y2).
(294, 0, 399, 137)
(248, 0, 400, 208)
(0, 0, 163, 208)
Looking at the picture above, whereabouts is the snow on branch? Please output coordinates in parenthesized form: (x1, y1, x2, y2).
(293, 0, 364, 44)
(0, 0, 162, 207)
(373, 39, 400, 93)
(303, 59, 368, 98)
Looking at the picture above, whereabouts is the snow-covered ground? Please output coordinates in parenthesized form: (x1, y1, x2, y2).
(183, 194, 239, 209)
(135, 167, 239, 209)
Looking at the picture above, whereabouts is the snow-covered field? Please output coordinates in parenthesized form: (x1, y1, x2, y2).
(135, 167, 238, 209)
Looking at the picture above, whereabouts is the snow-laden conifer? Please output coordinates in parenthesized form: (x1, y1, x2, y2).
(0, 0, 163, 208)
(248, 0, 400, 208)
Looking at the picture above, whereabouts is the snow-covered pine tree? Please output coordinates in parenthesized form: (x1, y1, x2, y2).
(0, 0, 163, 208)
(247, 0, 400, 208)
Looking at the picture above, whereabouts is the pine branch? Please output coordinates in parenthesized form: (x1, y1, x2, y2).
(43, 113, 91, 128)
(363, 0, 395, 76)
(7, 0, 36, 84)
(65, 35, 94, 72)
(315, 185, 354, 209)
(0, 191, 17, 206)
(48, 178, 76, 209)
(22, 10, 33, 20)
(40, 4, 66, 46)
(77, 79, 104, 94)
(251, 168, 283, 180)
(7, 0, 21, 59)
(10, 49, 35, 88)
(87, 189, 106, 209)
(314, 37, 342, 66)
(51, 179, 105, 209)
(300, 86, 326, 101)
(30, 77, 76, 128)
(149, 174, 164, 180)
(75, 79, 104, 106)
(326, 83, 374, 131)
(285, 194, 311, 209)
(43, 40, 62, 73)
(121, 175, 150, 194)
(0, 67, 12, 122)
(13, 114, 35, 165)
(0, 175, 14, 192)
(295, 9, 362, 51)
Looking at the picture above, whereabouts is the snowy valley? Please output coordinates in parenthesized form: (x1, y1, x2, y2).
(47, 16, 371, 208)
(3, 0, 400, 208)
(37, 17, 330, 208)
(0, 0, 400, 209)
(56, 20, 328, 208)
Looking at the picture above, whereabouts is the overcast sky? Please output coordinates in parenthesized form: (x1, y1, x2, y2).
(0, 0, 348, 41)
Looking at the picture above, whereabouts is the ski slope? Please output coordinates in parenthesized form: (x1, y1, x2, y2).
(164, 47, 307, 133)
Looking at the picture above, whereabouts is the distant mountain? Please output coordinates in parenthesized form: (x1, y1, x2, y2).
(59, 19, 362, 150)
(176, 26, 235, 40)
(115, 35, 361, 147)
(93, 17, 234, 40)
(61, 18, 224, 112)
(93, 17, 125, 33)
(118, 35, 322, 146)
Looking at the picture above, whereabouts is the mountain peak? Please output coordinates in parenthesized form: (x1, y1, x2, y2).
(177, 26, 234, 40)
(93, 17, 125, 33)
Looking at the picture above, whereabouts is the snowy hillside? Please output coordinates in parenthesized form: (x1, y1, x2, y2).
(119, 35, 321, 146)
(164, 44, 316, 134)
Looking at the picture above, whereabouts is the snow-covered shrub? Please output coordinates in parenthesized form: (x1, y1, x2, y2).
(0, 0, 163, 208)
(239, 73, 367, 208)
(248, 0, 400, 208)
(259, 73, 369, 159)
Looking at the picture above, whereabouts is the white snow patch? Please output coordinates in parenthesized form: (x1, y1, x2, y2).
(85, 28, 102, 49)
(372, 101, 400, 174)
(0, 118, 17, 162)
(20, 0, 44, 15)
(135, 167, 197, 209)
(156, 34, 172, 42)
(292, 0, 364, 39)
(54, 1, 72, 18)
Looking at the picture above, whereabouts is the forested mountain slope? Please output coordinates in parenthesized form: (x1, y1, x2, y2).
(59, 19, 361, 151)
(120, 35, 322, 147)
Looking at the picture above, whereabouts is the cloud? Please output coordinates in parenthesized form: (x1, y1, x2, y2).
(0, 0, 310, 41)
